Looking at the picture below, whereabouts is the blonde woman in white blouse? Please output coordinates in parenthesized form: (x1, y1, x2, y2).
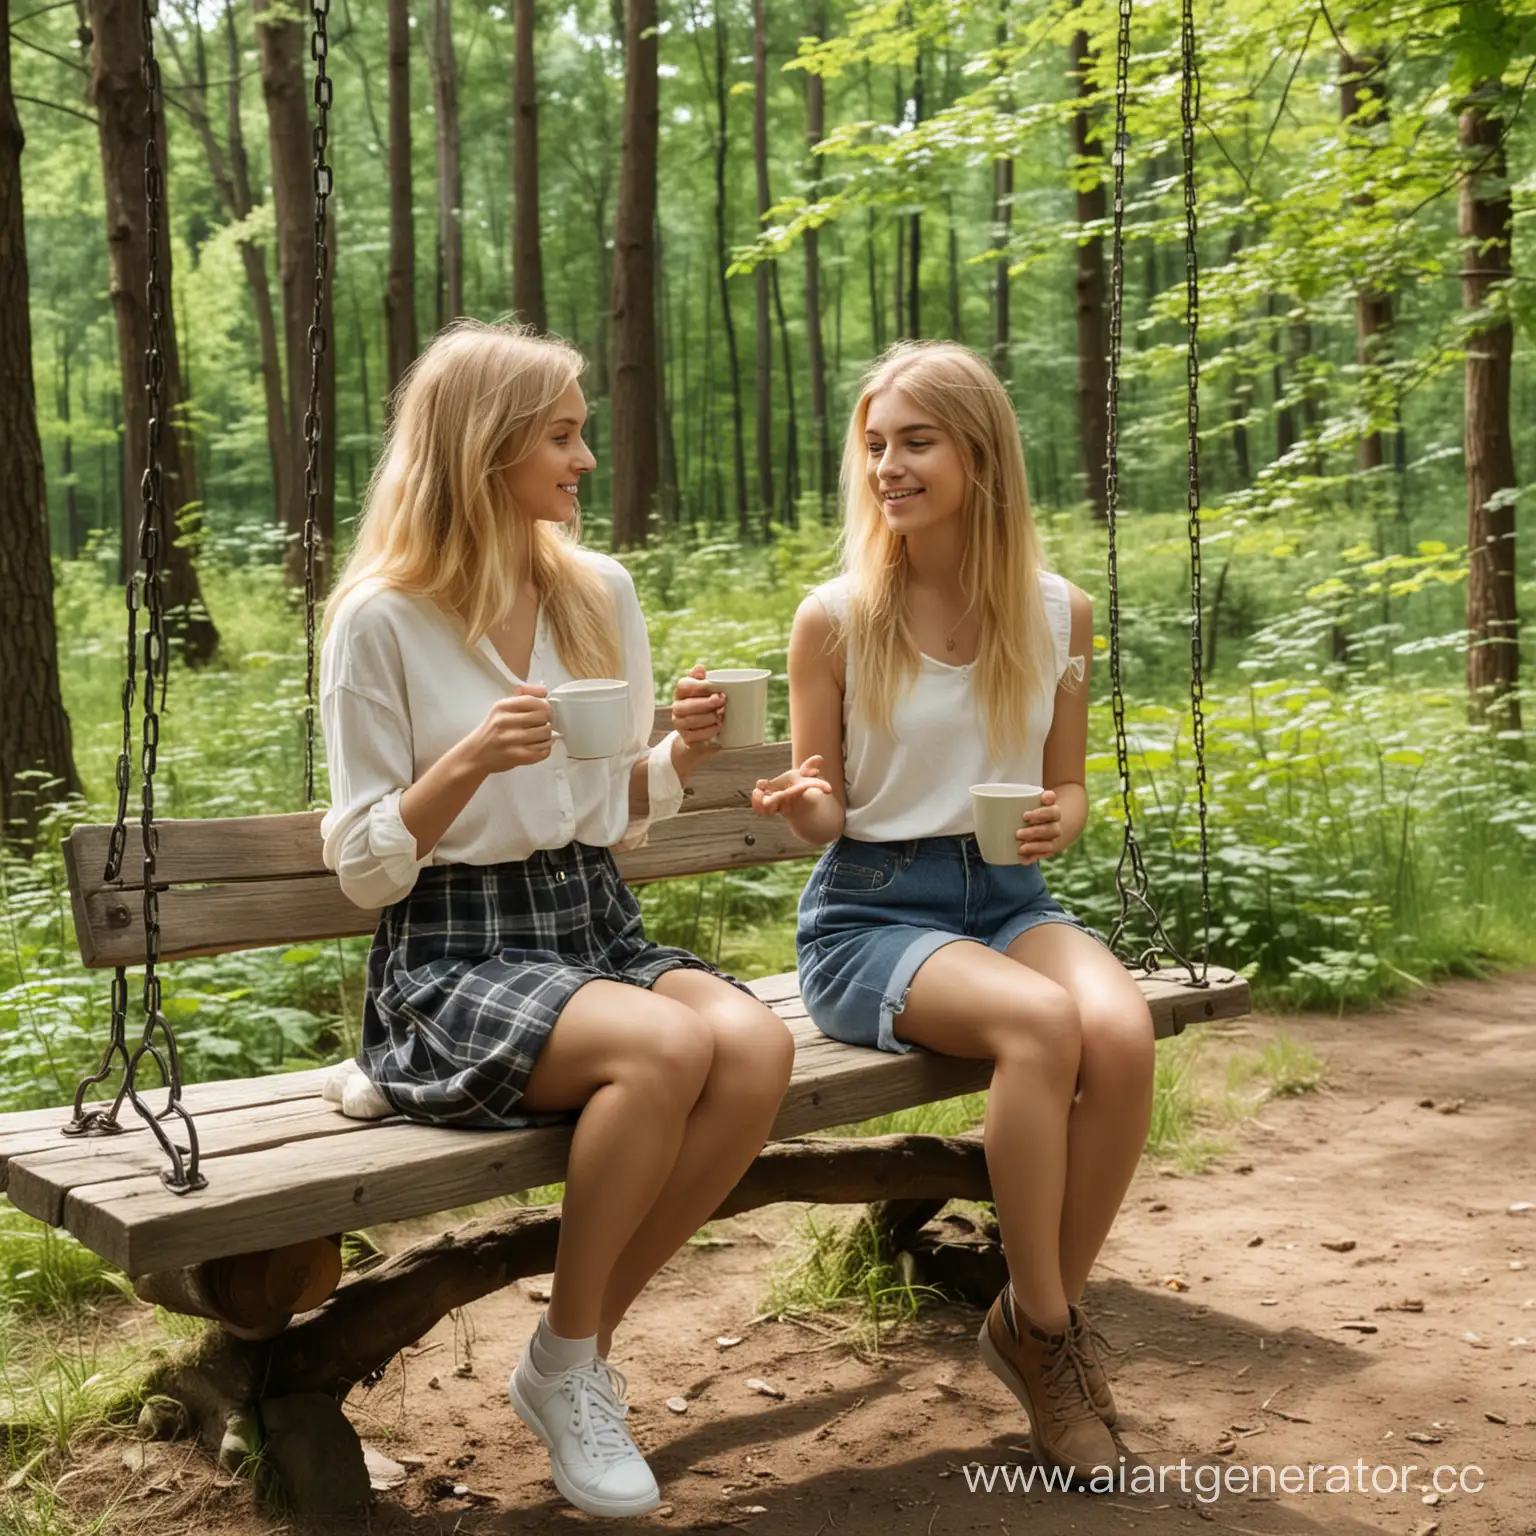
(319, 322, 793, 1520)
(754, 342, 1154, 1488)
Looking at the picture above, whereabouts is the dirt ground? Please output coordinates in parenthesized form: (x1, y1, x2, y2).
(60, 972, 1536, 1536)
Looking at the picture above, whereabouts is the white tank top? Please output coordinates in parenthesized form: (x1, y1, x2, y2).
(815, 570, 1083, 843)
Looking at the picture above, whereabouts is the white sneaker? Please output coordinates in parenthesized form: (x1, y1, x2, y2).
(509, 1350, 661, 1517)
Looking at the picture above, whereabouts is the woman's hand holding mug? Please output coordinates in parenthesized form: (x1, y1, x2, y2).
(753, 755, 834, 817)
(1014, 788, 1063, 864)
(468, 684, 554, 772)
(671, 662, 726, 754)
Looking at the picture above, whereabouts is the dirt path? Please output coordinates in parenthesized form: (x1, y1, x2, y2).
(88, 974, 1536, 1535)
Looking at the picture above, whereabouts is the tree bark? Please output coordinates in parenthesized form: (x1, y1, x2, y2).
(656, 216, 681, 525)
(802, 0, 830, 519)
(385, 0, 418, 400)
(609, 0, 660, 549)
(1, 0, 83, 844)
(1269, 293, 1296, 460)
(906, 51, 923, 338)
(1459, 84, 1520, 728)
(707, 0, 748, 536)
(991, 7, 1012, 381)
(1340, 49, 1394, 475)
(255, 0, 335, 590)
(59, 338, 81, 557)
(751, 0, 773, 528)
(511, 0, 545, 330)
(1070, 28, 1109, 518)
(430, 0, 463, 323)
(86, 0, 217, 662)
(1225, 231, 1252, 488)
(167, 1, 290, 539)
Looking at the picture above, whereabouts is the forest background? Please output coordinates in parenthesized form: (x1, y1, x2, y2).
(1, 0, 1534, 1120)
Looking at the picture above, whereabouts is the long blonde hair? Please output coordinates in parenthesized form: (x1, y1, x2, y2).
(837, 340, 1058, 759)
(326, 319, 620, 678)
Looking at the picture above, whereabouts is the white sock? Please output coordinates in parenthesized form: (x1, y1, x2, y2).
(529, 1312, 597, 1377)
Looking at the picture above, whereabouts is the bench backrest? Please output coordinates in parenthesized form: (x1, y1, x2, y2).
(64, 709, 802, 969)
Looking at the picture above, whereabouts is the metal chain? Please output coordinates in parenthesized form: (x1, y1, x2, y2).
(1180, 0, 1212, 982)
(1102, 0, 1205, 983)
(64, 0, 204, 1193)
(302, 0, 332, 804)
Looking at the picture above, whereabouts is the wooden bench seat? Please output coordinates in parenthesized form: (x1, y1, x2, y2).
(0, 968, 1245, 1276)
(2, 712, 1249, 1279)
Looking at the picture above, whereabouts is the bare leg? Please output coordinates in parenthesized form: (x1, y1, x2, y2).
(1006, 925, 1155, 1303)
(597, 972, 794, 1355)
(518, 980, 715, 1340)
(894, 939, 1082, 1332)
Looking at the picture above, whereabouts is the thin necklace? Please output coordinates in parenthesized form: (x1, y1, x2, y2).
(945, 596, 976, 652)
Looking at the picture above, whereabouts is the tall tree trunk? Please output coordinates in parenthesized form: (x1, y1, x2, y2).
(751, 0, 773, 529)
(168, 2, 290, 537)
(708, 0, 748, 537)
(1269, 293, 1296, 460)
(802, 1, 829, 518)
(1070, 27, 1109, 518)
(906, 52, 923, 338)
(1340, 49, 1394, 475)
(255, 0, 335, 589)
(1459, 83, 1520, 727)
(991, 6, 1012, 381)
(385, 0, 418, 400)
(609, 0, 660, 549)
(59, 338, 82, 557)
(86, 0, 217, 661)
(511, 0, 545, 330)
(656, 217, 680, 525)
(866, 206, 883, 353)
(431, 0, 463, 322)
(771, 264, 799, 525)
(1291, 318, 1323, 476)
(1, 0, 82, 843)
(1225, 231, 1252, 488)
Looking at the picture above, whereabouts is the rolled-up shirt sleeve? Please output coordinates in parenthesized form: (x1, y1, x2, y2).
(319, 684, 431, 908)
(612, 570, 685, 851)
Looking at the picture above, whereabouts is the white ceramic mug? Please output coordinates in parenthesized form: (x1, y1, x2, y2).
(970, 782, 1044, 866)
(706, 667, 772, 750)
(548, 678, 630, 760)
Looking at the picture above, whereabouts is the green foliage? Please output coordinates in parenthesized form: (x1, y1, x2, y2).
(762, 1208, 943, 1350)
(0, 1209, 129, 1318)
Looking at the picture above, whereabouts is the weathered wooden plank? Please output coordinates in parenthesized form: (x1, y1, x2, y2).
(79, 878, 377, 968)
(64, 746, 794, 900)
(0, 1068, 333, 1177)
(75, 808, 818, 968)
(0, 984, 807, 1176)
(1, 1012, 847, 1226)
(5, 1097, 380, 1227)
(49, 972, 1248, 1274)
(62, 1041, 994, 1275)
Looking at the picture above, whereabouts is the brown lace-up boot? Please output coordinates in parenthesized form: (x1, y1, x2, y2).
(978, 1284, 1117, 1486)
(1071, 1305, 1118, 1427)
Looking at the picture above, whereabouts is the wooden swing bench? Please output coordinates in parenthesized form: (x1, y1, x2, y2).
(0, 711, 1249, 1313)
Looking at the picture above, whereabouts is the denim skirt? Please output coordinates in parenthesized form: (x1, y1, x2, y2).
(360, 843, 754, 1129)
(795, 834, 1104, 1055)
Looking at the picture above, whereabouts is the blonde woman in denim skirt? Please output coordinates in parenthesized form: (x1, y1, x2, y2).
(754, 341, 1153, 1488)
(318, 322, 794, 1519)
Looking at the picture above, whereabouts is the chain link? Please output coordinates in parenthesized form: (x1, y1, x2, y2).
(302, 0, 332, 805)
(1102, 0, 1208, 983)
(64, 0, 204, 1192)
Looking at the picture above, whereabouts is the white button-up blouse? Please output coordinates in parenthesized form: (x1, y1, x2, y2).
(319, 549, 684, 909)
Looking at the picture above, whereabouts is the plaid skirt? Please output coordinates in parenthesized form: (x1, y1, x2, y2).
(359, 843, 755, 1129)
